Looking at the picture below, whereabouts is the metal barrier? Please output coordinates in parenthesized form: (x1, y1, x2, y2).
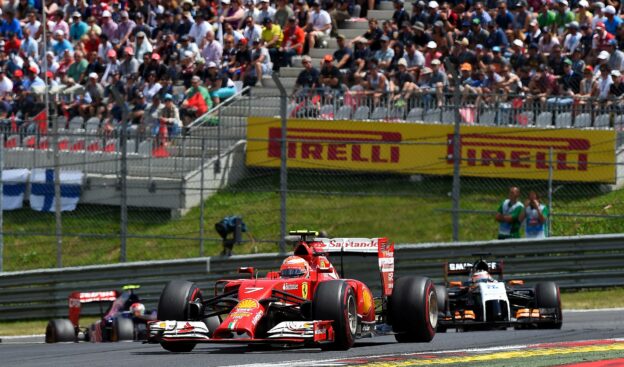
(1, 234, 623, 321)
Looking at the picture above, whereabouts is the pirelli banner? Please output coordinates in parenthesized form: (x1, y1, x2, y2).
(246, 117, 617, 183)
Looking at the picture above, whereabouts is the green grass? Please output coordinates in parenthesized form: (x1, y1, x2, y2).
(2, 170, 624, 271)
(0, 287, 622, 337)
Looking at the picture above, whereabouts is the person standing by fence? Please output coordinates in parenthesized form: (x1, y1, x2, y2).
(495, 186, 524, 240)
(519, 191, 549, 239)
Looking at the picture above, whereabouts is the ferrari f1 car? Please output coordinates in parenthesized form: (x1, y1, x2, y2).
(147, 231, 438, 352)
(45, 285, 156, 343)
(436, 257, 562, 331)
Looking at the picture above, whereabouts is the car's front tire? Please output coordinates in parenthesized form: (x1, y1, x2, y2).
(157, 280, 202, 352)
(313, 280, 357, 350)
(45, 319, 76, 343)
(390, 276, 437, 342)
(535, 281, 562, 329)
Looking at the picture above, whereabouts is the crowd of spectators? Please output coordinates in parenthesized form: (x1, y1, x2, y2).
(0, 0, 623, 136)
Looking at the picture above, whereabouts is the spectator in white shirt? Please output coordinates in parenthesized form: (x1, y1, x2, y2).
(306, 0, 331, 49)
(563, 21, 581, 55)
(257, 0, 277, 23)
(242, 15, 262, 43)
(0, 69, 13, 97)
(189, 13, 211, 46)
(241, 0, 260, 28)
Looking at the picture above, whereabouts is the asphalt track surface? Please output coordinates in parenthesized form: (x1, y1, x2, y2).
(1, 310, 622, 367)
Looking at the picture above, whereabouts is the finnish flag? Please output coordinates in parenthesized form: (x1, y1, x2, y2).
(30, 169, 84, 212)
(1, 169, 29, 210)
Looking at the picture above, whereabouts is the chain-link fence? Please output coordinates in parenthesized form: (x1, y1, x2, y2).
(1, 88, 623, 271)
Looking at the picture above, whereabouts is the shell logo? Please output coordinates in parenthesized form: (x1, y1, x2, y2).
(361, 288, 373, 315)
(236, 299, 260, 310)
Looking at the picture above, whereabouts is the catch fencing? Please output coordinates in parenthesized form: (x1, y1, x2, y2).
(1, 88, 624, 273)
(1, 233, 623, 321)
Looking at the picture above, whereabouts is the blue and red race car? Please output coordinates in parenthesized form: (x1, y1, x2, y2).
(46, 285, 156, 343)
(147, 231, 439, 352)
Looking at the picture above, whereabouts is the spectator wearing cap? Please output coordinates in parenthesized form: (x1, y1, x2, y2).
(120, 47, 139, 79)
(608, 70, 624, 101)
(66, 50, 88, 84)
(485, 19, 509, 50)
(132, 13, 151, 39)
(70, 12, 89, 42)
(591, 3, 607, 31)
(512, 0, 531, 32)
(144, 52, 169, 80)
(579, 66, 595, 102)
(421, 1, 440, 27)
(430, 20, 450, 53)
(553, 0, 575, 30)
(219, 0, 245, 29)
(450, 37, 476, 67)
(391, 58, 418, 102)
(52, 30, 74, 56)
(563, 21, 581, 54)
(593, 22, 615, 55)
(602, 5, 622, 36)
(333, 34, 353, 71)
(245, 39, 272, 86)
(392, 0, 410, 26)
(472, 2, 492, 26)
(456, 62, 480, 103)
(306, 0, 332, 49)
(201, 30, 223, 67)
(319, 54, 342, 91)
(559, 58, 582, 95)
(274, 0, 295, 29)
(229, 38, 252, 82)
(102, 49, 121, 86)
(189, 13, 210, 46)
(157, 93, 181, 138)
(409, 1, 427, 25)
(607, 40, 624, 71)
(100, 10, 118, 41)
(374, 35, 395, 70)
(292, 55, 319, 97)
(4, 32, 21, 54)
(575, 0, 593, 27)
(135, 31, 154, 63)
(243, 16, 263, 44)
(468, 18, 489, 47)
(423, 41, 442, 68)
(403, 41, 424, 71)
(281, 16, 305, 67)
(509, 39, 527, 69)
(137, 91, 158, 133)
(86, 16, 103, 36)
(594, 65, 613, 101)
(364, 60, 389, 105)
(206, 61, 237, 104)
(495, 1, 514, 31)
(115, 11, 137, 46)
(258, 0, 277, 23)
(261, 17, 283, 69)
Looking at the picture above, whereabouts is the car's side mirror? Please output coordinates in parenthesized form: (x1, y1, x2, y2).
(317, 266, 333, 273)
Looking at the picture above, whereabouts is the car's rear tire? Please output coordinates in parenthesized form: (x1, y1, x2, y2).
(157, 280, 202, 352)
(112, 317, 134, 341)
(435, 285, 448, 333)
(390, 276, 437, 342)
(535, 281, 562, 329)
(45, 319, 75, 343)
(313, 280, 357, 351)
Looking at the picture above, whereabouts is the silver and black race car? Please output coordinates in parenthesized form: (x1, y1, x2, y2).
(436, 256, 562, 332)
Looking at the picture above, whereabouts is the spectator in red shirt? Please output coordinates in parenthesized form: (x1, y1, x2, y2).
(280, 16, 305, 67)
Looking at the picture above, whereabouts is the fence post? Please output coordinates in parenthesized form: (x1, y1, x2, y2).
(199, 137, 206, 257)
(0, 133, 4, 272)
(215, 106, 221, 174)
(448, 61, 461, 242)
(272, 74, 288, 254)
(53, 106, 63, 268)
(548, 147, 554, 236)
(110, 86, 129, 262)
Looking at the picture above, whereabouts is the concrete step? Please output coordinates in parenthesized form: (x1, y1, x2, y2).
(279, 67, 304, 78)
(377, 1, 395, 10)
(341, 20, 370, 29)
(222, 105, 279, 117)
(309, 48, 339, 58)
(336, 28, 366, 39)
(367, 9, 395, 19)
(261, 76, 297, 89)
(248, 86, 281, 96)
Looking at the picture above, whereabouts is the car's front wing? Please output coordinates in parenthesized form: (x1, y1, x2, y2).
(146, 320, 335, 345)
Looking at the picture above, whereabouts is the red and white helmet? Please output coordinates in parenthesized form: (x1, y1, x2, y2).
(130, 302, 145, 316)
(280, 256, 310, 278)
(471, 271, 492, 283)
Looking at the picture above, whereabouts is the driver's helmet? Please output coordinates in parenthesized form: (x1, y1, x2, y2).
(280, 256, 310, 278)
(471, 270, 492, 283)
(130, 302, 145, 316)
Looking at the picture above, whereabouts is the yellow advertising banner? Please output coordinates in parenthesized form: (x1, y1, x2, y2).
(246, 117, 616, 183)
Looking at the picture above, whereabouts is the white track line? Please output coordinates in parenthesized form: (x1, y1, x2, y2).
(227, 338, 624, 367)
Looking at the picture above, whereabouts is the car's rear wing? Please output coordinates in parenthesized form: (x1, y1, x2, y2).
(68, 291, 119, 327)
(444, 261, 504, 283)
(314, 237, 395, 297)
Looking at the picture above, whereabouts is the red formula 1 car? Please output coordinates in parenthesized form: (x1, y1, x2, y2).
(147, 231, 438, 352)
(45, 285, 156, 343)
